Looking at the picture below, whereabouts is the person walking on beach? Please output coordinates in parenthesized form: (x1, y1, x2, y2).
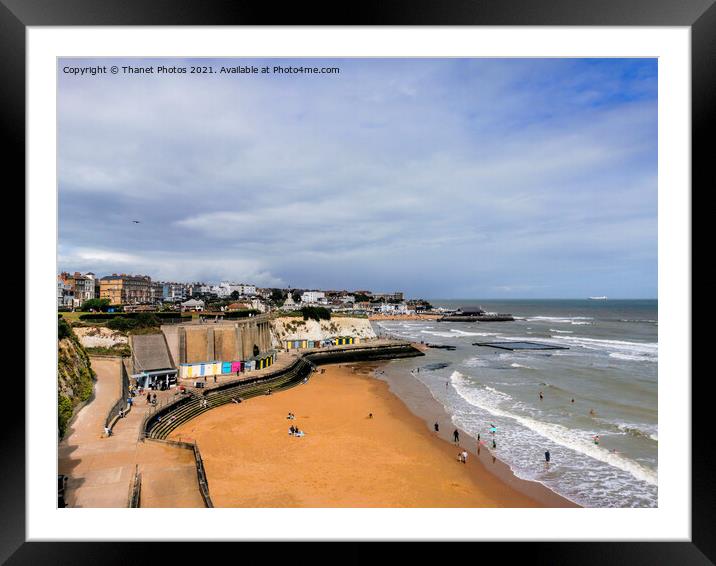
(545, 450, 551, 464)
(434, 422, 439, 432)
(146, 392, 151, 404)
(539, 391, 544, 401)
(492, 439, 497, 449)
(453, 429, 460, 444)
(461, 450, 468, 464)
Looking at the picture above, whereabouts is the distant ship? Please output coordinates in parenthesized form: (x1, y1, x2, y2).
(588, 296, 608, 300)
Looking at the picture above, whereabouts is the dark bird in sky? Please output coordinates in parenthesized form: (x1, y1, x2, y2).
(132, 220, 141, 224)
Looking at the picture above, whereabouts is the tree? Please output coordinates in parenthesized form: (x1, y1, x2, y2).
(301, 306, 331, 322)
(230, 290, 240, 300)
(58, 317, 72, 340)
(80, 298, 110, 312)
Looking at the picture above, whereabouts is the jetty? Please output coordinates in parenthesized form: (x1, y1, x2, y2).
(438, 307, 514, 322)
(473, 341, 568, 351)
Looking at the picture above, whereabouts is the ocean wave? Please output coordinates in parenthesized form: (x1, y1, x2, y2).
(611, 422, 658, 441)
(419, 330, 456, 338)
(553, 336, 657, 362)
(450, 329, 498, 337)
(463, 356, 490, 368)
(619, 319, 658, 324)
(550, 329, 574, 334)
(527, 316, 594, 324)
(450, 371, 658, 486)
(510, 363, 534, 369)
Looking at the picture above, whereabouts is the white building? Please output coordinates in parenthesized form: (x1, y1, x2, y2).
(57, 277, 73, 307)
(181, 298, 205, 312)
(376, 302, 411, 314)
(281, 294, 297, 310)
(300, 291, 326, 304)
(214, 282, 257, 298)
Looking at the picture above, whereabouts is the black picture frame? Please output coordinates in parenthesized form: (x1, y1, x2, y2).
(5, 0, 707, 563)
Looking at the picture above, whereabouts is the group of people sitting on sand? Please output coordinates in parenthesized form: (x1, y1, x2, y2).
(287, 411, 304, 436)
(288, 424, 305, 437)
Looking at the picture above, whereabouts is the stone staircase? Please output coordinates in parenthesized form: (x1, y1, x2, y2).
(145, 358, 312, 440)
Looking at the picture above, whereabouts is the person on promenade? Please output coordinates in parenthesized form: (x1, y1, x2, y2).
(434, 422, 439, 432)
(453, 429, 460, 444)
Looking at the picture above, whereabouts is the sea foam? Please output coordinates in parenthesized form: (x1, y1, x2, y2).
(450, 371, 658, 486)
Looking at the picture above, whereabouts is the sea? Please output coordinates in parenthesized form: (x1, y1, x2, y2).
(372, 299, 657, 508)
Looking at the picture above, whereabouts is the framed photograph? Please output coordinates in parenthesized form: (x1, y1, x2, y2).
(8, 0, 707, 562)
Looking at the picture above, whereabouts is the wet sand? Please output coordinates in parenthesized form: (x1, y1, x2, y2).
(170, 363, 574, 507)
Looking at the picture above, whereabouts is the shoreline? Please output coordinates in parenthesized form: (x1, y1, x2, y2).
(374, 359, 578, 508)
(170, 360, 575, 507)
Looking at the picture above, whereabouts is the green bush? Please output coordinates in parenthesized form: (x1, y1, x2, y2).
(79, 312, 189, 322)
(80, 298, 111, 312)
(58, 395, 73, 438)
(107, 317, 138, 331)
(58, 317, 73, 340)
(222, 310, 260, 319)
(301, 306, 331, 322)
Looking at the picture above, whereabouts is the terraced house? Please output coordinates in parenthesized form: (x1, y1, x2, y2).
(100, 274, 152, 305)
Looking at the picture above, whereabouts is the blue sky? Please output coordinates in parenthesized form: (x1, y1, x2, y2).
(58, 58, 657, 298)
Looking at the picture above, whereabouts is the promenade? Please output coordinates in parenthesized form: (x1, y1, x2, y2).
(58, 357, 203, 507)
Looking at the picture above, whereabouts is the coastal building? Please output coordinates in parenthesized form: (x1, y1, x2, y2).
(181, 298, 205, 312)
(150, 281, 164, 304)
(372, 291, 404, 302)
(160, 282, 187, 303)
(100, 274, 152, 305)
(300, 291, 326, 304)
(281, 294, 297, 310)
(84, 272, 101, 299)
(214, 282, 257, 297)
(57, 275, 74, 308)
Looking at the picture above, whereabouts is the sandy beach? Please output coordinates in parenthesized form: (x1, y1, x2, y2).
(170, 362, 573, 507)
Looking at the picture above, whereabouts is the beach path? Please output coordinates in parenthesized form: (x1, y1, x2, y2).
(58, 356, 204, 507)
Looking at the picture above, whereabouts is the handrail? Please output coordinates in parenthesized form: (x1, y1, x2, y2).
(145, 438, 213, 507)
(128, 464, 141, 508)
(105, 357, 131, 430)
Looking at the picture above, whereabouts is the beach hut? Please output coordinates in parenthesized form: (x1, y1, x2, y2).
(231, 361, 241, 373)
(222, 361, 232, 374)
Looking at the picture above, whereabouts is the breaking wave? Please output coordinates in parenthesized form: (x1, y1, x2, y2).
(450, 371, 658, 486)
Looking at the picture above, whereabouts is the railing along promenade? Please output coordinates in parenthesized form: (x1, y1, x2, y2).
(128, 464, 141, 508)
(104, 356, 131, 431)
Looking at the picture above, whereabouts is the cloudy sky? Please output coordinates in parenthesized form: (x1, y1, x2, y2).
(58, 58, 657, 299)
